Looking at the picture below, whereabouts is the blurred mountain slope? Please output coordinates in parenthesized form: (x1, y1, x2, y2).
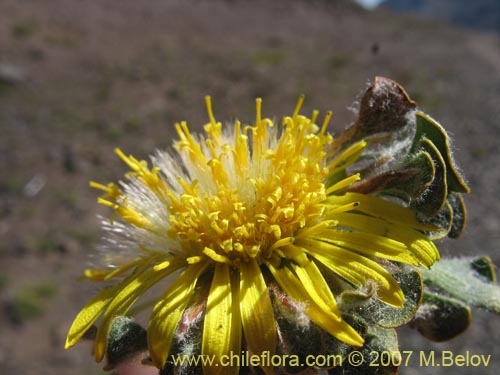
(381, 0, 500, 32)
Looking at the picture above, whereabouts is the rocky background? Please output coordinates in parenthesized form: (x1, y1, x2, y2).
(1, 0, 499, 374)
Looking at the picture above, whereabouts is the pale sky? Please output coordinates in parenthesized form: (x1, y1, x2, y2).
(354, 0, 384, 9)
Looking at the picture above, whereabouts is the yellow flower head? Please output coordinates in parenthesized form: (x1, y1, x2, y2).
(66, 96, 440, 374)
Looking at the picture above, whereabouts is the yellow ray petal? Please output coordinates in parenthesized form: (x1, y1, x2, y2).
(290, 254, 340, 315)
(402, 238, 439, 267)
(311, 230, 419, 266)
(266, 262, 363, 347)
(148, 262, 207, 368)
(326, 192, 438, 231)
(202, 264, 241, 375)
(301, 240, 405, 307)
(239, 259, 276, 375)
(93, 261, 182, 362)
(68, 259, 161, 354)
(65, 284, 120, 349)
(335, 212, 440, 267)
(307, 303, 364, 346)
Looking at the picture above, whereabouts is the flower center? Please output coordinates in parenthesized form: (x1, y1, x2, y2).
(167, 97, 333, 266)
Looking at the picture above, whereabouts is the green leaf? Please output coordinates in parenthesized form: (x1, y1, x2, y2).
(339, 266, 423, 329)
(328, 326, 399, 375)
(411, 137, 447, 216)
(422, 257, 500, 314)
(417, 201, 453, 240)
(377, 266, 423, 328)
(412, 112, 470, 193)
(339, 280, 377, 307)
(470, 256, 496, 283)
(447, 192, 467, 239)
(410, 292, 471, 342)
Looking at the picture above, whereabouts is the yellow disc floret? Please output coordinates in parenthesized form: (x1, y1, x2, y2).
(168, 96, 333, 266)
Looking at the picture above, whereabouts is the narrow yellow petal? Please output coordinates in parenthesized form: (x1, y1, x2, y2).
(93, 261, 182, 362)
(301, 240, 405, 307)
(266, 261, 305, 304)
(202, 265, 240, 375)
(65, 284, 119, 349)
(291, 254, 340, 316)
(148, 262, 207, 368)
(312, 230, 419, 266)
(326, 192, 437, 230)
(335, 212, 440, 267)
(403, 238, 440, 267)
(239, 260, 276, 375)
(304, 301, 364, 346)
(267, 262, 363, 347)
